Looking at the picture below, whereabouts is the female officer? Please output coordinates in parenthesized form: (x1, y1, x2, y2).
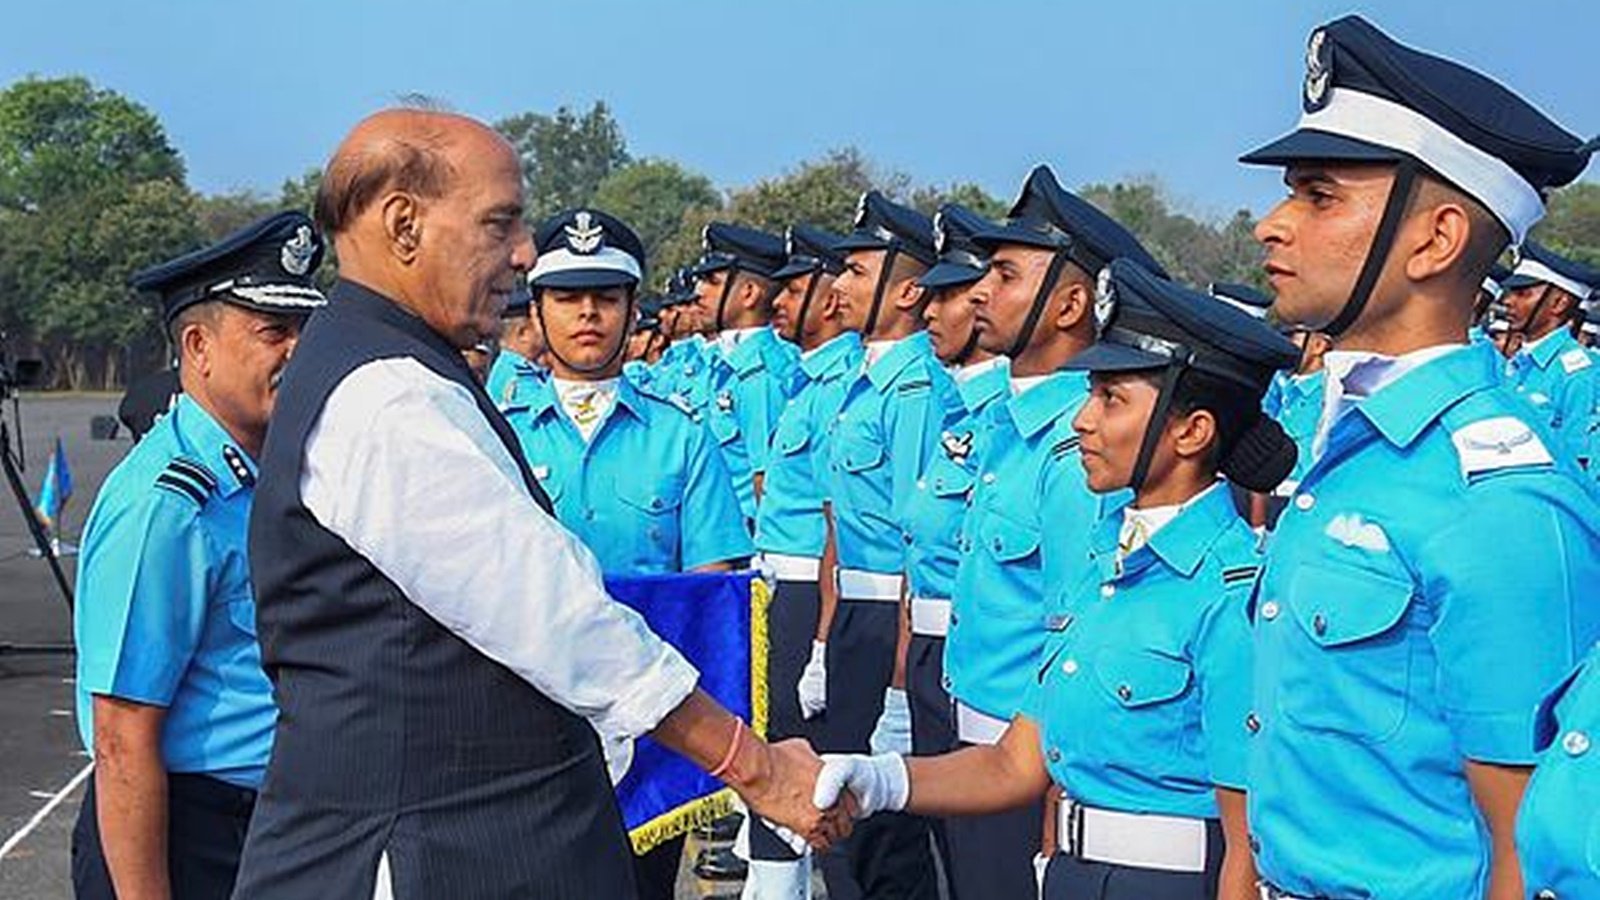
(508, 208, 753, 900)
(813, 258, 1300, 900)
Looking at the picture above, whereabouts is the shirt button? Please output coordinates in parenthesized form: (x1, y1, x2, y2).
(1312, 613, 1329, 637)
(584, 508, 596, 521)
(916, 479, 926, 491)
(1100, 584, 1116, 599)
(1116, 684, 1133, 702)
(1562, 730, 1591, 757)
(1061, 659, 1079, 676)
(950, 613, 959, 626)
(1535, 891, 1557, 900)
(942, 675, 953, 689)
(1294, 493, 1315, 511)
(1245, 713, 1261, 734)
(1047, 748, 1061, 763)
(1260, 601, 1280, 621)
(982, 472, 996, 484)
(992, 539, 1004, 552)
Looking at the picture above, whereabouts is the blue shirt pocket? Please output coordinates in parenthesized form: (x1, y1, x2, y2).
(838, 435, 885, 474)
(1278, 563, 1415, 742)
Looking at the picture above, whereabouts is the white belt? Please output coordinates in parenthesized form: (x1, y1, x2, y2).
(954, 701, 1008, 745)
(1258, 887, 1315, 900)
(910, 597, 951, 637)
(1056, 801, 1208, 874)
(759, 553, 820, 583)
(837, 568, 901, 602)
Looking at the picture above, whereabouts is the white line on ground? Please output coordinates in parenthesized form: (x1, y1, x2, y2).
(0, 762, 93, 861)
(47, 709, 72, 717)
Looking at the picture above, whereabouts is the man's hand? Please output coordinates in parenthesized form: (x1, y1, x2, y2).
(797, 642, 828, 720)
(722, 735, 851, 851)
(812, 753, 909, 820)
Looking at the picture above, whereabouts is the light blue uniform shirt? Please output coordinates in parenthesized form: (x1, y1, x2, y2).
(1516, 639, 1600, 899)
(509, 375, 753, 574)
(1262, 369, 1326, 488)
(485, 347, 546, 411)
(74, 394, 275, 789)
(1505, 327, 1600, 466)
(706, 328, 793, 520)
(647, 337, 712, 407)
(1249, 342, 1600, 899)
(899, 360, 1009, 601)
(944, 370, 1100, 721)
(822, 331, 942, 576)
(1027, 484, 1260, 819)
(753, 332, 863, 558)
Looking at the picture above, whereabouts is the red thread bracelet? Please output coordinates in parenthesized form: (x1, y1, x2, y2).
(709, 719, 745, 779)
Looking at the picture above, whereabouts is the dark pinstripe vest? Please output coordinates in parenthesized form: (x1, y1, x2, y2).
(238, 280, 634, 899)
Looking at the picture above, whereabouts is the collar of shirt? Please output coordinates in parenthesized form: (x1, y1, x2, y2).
(1010, 374, 1050, 396)
(1324, 342, 1495, 450)
(865, 331, 933, 391)
(1009, 369, 1089, 439)
(957, 358, 1011, 413)
(1285, 369, 1325, 401)
(551, 376, 622, 440)
(721, 326, 775, 376)
(1101, 481, 1233, 579)
(1519, 326, 1577, 369)
(172, 393, 257, 495)
(801, 331, 863, 380)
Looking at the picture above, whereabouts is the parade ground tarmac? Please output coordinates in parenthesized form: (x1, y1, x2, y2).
(0, 395, 778, 899)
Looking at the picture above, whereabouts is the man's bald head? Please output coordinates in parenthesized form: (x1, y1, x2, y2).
(314, 109, 511, 237)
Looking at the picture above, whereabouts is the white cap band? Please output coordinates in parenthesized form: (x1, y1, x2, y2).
(1513, 257, 1594, 300)
(529, 246, 642, 284)
(1297, 87, 1545, 244)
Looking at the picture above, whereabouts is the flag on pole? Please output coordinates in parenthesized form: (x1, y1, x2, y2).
(602, 570, 769, 854)
(34, 436, 74, 531)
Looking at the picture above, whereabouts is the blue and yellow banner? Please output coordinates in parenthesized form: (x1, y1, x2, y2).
(603, 570, 769, 854)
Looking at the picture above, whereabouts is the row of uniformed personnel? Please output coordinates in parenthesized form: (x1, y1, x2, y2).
(70, 11, 1599, 900)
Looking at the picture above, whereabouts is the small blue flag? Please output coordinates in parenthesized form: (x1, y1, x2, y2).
(34, 436, 74, 530)
(603, 570, 769, 854)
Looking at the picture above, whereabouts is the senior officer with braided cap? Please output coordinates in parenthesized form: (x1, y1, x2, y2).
(233, 109, 840, 900)
(1239, 16, 1600, 898)
(72, 211, 327, 900)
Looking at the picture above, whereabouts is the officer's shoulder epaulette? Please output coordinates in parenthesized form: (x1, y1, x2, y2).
(1560, 347, 1593, 374)
(154, 456, 217, 506)
(897, 378, 932, 395)
(661, 391, 701, 421)
(1444, 413, 1554, 481)
(1049, 435, 1081, 460)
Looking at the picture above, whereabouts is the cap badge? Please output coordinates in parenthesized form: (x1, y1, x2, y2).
(785, 229, 797, 258)
(932, 212, 948, 255)
(1304, 28, 1332, 110)
(1093, 266, 1117, 336)
(566, 211, 605, 255)
(853, 193, 870, 229)
(281, 225, 316, 276)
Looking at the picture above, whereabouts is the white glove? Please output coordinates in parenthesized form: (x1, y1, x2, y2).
(797, 641, 828, 720)
(811, 753, 909, 819)
(868, 687, 912, 756)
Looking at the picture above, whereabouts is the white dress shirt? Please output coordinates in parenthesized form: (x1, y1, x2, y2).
(299, 357, 699, 739)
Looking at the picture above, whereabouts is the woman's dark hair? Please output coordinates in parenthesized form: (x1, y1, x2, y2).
(1166, 367, 1297, 494)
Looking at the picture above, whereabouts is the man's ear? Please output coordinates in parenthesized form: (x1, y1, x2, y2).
(381, 192, 423, 264)
(892, 274, 925, 311)
(1052, 278, 1091, 333)
(180, 319, 213, 379)
(1402, 200, 1471, 283)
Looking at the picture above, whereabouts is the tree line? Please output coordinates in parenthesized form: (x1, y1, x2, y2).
(3, 76, 1596, 390)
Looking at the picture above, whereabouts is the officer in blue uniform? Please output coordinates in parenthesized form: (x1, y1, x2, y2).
(486, 281, 547, 411)
(1517, 638, 1600, 899)
(1256, 323, 1330, 527)
(939, 165, 1163, 899)
(1501, 242, 1600, 467)
(643, 268, 712, 406)
(810, 259, 1302, 900)
(509, 208, 751, 900)
(1239, 16, 1600, 898)
(510, 209, 751, 577)
(815, 190, 943, 900)
(743, 224, 862, 897)
(72, 211, 327, 900)
(1469, 262, 1512, 346)
(890, 203, 1005, 763)
(624, 293, 668, 372)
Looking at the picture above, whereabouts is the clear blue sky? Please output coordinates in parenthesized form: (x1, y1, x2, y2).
(3, 1, 1595, 223)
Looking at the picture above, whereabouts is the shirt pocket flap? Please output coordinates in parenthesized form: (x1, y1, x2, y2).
(708, 412, 742, 445)
(927, 460, 974, 497)
(617, 477, 684, 514)
(978, 512, 1040, 562)
(775, 419, 811, 456)
(839, 437, 885, 473)
(1287, 564, 1413, 648)
(1093, 648, 1192, 709)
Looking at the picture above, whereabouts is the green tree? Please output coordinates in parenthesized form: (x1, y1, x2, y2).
(1533, 182, 1600, 267)
(496, 102, 630, 222)
(727, 147, 882, 234)
(591, 159, 721, 276)
(908, 181, 1008, 220)
(195, 189, 275, 242)
(0, 76, 199, 387)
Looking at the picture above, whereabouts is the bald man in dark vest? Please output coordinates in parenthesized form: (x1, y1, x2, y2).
(233, 109, 842, 899)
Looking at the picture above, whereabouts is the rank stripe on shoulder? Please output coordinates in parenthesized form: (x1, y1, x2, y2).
(1051, 436, 1081, 459)
(155, 472, 209, 505)
(1222, 565, 1260, 584)
(165, 458, 217, 490)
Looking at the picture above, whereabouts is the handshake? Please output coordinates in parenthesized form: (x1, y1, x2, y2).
(729, 739, 913, 853)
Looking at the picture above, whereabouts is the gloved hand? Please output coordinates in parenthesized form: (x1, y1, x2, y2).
(811, 753, 909, 820)
(868, 687, 912, 756)
(797, 641, 828, 720)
